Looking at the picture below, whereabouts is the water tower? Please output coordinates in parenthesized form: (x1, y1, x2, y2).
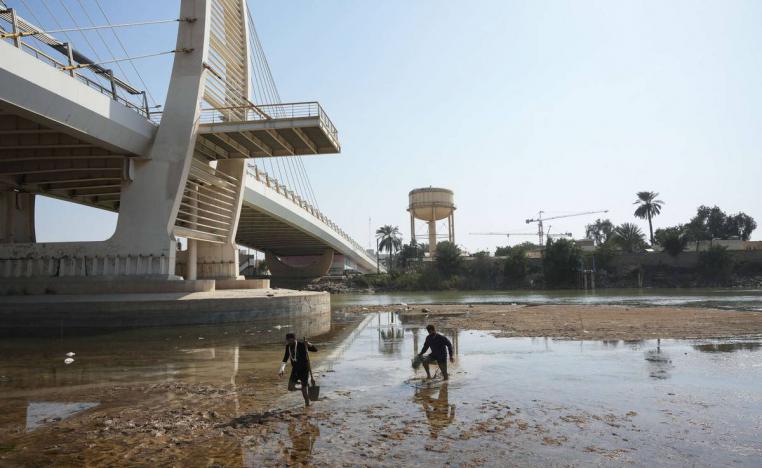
(408, 187, 456, 257)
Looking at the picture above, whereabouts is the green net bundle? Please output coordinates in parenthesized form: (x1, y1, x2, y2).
(411, 354, 423, 370)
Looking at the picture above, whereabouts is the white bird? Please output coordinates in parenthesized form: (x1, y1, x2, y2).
(64, 358, 74, 365)
(65, 352, 75, 357)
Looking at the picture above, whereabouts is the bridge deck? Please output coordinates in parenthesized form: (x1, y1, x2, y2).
(238, 166, 377, 272)
(197, 102, 340, 158)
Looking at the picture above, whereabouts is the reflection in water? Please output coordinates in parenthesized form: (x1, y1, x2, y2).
(0, 313, 332, 391)
(644, 340, 673, 380)
(414, 383, 455, 439)
(693, 342, 762, 353)
(26, 401, 98, 432)
(286, 416, 320, 464)
(378, 312, 405, 355)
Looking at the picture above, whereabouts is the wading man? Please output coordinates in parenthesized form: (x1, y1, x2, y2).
(418, 324, 454, 380)
(279, 333, 318, 406)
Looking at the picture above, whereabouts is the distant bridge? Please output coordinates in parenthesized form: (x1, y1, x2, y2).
(0, 0, 379, 285)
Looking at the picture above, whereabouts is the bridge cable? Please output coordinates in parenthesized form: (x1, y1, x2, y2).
(32, 0, 107, 87)
(56, 0, 114, 90)
(74, 0, 134, 93)
(243, 11, 295, 198)
(245, 4, 321, 210)
(13, 17, 183, 35)
(59, 49, 185, 71)
(36, 0, 76, 51)
(92, 0, 158, 107)
(17, 0, 45, 29)
(246, 13, 297, 202)
(252, 20, 321, 210)
(244, 7, 293, 194)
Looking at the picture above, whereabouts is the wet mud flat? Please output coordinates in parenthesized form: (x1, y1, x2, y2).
(1, 309, 761, 466)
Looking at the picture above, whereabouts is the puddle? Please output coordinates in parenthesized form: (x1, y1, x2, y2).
(26, 401, 99, 432)
(0, 309, 760, 466)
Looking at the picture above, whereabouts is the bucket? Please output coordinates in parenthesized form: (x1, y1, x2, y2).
(308, 383, 320, 401)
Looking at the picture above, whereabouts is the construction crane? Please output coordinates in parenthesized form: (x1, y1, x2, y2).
(525, 209, 608, 246)
(469, 232, 536, 241)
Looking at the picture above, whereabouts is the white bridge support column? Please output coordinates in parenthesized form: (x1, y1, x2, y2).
(0, 192, 35, 244)
(109, 0, 210, 277)
(195, 159, 247, 280)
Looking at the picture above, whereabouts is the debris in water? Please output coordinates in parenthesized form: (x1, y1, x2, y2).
(411, 354, 424, 370)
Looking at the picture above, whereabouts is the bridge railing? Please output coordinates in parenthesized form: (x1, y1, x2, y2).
(0, 8, 153, 120)
(246, 164, 368, 256)
(198, 102, 339, 146)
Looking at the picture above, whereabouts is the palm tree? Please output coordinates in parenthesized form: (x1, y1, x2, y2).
(634, 191, 664, 245)
(376, 225, 402, 271)
(612, 223, 647, 253)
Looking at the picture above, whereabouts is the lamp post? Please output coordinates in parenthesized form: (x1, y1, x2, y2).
(376, 236, 380, 274)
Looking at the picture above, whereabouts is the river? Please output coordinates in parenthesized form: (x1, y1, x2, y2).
(333, 287, 762, 311)
(0, 289, 760, 466)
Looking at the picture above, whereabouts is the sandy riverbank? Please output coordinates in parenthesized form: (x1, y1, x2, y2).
(347, 303, 762, 340)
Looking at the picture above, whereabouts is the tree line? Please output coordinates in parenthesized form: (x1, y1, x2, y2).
(367, 192, 757, 290)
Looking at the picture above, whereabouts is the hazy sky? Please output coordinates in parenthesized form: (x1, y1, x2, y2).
(22, 0, 762, 252)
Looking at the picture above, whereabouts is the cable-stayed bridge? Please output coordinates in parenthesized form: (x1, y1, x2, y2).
(0, 0, 379, 286)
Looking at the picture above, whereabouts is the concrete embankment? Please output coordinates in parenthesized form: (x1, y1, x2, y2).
(0, 288, 329, 335)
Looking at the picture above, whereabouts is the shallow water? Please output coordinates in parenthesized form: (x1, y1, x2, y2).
(244, 311, 762, 466)
(0, 301, 760, 466)
(333, 288, 762, 311)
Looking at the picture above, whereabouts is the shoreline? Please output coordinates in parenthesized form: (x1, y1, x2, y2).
(343, 303, 762, 341)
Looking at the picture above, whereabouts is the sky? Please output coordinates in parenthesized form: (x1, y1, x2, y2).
(19, 0, 762, 253)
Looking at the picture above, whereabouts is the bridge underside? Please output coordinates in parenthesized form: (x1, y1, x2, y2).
(237, 204, 329, 256)
(236, 173, 379, 276)
(0, 110, 129, 212)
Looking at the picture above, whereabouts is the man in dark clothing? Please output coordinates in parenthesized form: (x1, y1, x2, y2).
(279, 333, 318, 406)
(418, 324, 454, 380)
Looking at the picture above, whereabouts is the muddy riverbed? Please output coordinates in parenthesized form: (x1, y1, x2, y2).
(354, 303, 762, 340)
(1, 303, 761, 466)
